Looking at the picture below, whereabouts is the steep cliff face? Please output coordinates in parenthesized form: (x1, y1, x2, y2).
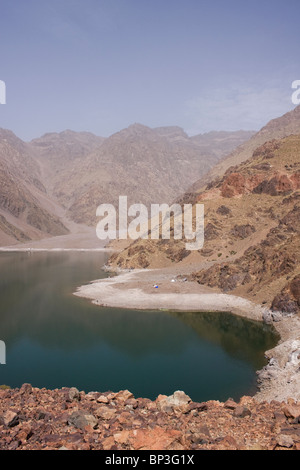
(108, 134, 300, 314)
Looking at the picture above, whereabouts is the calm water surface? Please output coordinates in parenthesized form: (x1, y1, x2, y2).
(0, 252, 279, 402)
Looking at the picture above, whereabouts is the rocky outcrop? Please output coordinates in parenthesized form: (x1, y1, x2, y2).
(252, 172, 300, 196)
(230, 224, 256, 240)
(0, 385, 300, 450)
(271, 275, 300, 315)
(192, 200, 300, 313)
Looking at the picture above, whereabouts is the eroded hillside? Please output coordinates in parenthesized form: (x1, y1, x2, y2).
(0, 129, 69, 245)
(108, 134, 300, 314)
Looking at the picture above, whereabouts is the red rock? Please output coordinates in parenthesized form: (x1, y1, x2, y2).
(224, 399, 238, 410)
(118, 411, 132, 425)
(15, 424, 32, 443)
(114, 430, 131, 445)
(233, 406, 251, 418)
(276, 434, 294, 448)
(219, 436, 239, 449)
(20, 383, 32, 395)
(1, 411, 19, 427)
(273, 411, 287, 423)
(290, 171, 300, 190)
(102, 436, 116, 450)
(125, 398, 138, 409)
(0, 383, 300, 451)
(86, 392, 100, 401)
(96, 395, 109, 404)
(114, 390, 134, 402)
(66, 432, 84, 444)
(282, 404, 300, 420)
(129, 427, 186, 451)
(221, 173, 246, 198)
(8, 440, 21, 450)
(68, 411, 97, 430)
(96, 406, 117, 421)
(42, 434, 64, 448)
(79, 443, 91, 450)
(157, 391, 191, 414)
(189, 402, 208, 412)
(156, 394, 168, 402)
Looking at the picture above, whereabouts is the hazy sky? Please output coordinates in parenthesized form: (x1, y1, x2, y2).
(0, 0, 299, 140)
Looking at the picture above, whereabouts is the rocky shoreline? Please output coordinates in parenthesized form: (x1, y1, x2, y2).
(0, 384, 300, 450)
(1, 265, 299, 450)
(255, 314, 300, 403)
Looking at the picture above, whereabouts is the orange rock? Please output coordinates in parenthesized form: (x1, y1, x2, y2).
(129, 426, 186, 451)
(114, 430, 131, 445)
(221, 173, 246, 198)
(219, 435, 239, 449)
(282, 404, 300, 420)
(224, 399, 238, 410)
(102, 436, 116, 450)
(114, 390, 134, 402)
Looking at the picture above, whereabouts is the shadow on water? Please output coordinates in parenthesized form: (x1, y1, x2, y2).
(0, 252, 279, 402)
(170, 311, 279, 371)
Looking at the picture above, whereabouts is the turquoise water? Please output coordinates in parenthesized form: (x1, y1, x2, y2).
(0, 251, 278, 402)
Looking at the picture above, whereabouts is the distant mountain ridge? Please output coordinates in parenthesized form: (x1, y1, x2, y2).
(30, 124, 253, 227)
(188, 105, 300, 195)
(0, 110, 295, 246)
(0, 129, 70, 245)
(108, 127, 300, 314)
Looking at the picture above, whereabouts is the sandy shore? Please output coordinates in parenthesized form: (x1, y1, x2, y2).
(0, 247, 111, 252)
(74, 265, 300, 403)
(74, 267, 267, 321)
(0, 226, 111, 252)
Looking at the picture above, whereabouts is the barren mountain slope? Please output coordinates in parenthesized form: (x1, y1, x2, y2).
(0, 129, 69, 245)
(108, 134, 300, 314)
(188, 105, 300, 194)
(51, 124, 254, 226)
(29, 130, 105, 192)
(0, 125, 254, 246)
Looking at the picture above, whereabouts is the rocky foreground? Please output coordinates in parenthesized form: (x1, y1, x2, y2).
(0, 384, 300, 451)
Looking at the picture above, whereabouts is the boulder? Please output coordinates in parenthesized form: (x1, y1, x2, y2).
(0, 410, 19, 427)
(157, 391, 191, 413)
(67, 411, 97, 430)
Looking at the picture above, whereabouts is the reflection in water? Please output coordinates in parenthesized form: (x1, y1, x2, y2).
(171, 311, 279, 370)
(0, 252, 279, 402)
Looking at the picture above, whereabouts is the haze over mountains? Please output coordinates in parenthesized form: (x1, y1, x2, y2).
(0, 129, 69, 245)
(109, 106, 300, 314)
(188, 105, 300, 195)
(1, 105, 299, 253)
(0, 124, 254, 246)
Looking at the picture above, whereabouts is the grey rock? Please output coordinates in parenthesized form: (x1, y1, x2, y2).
(158, 391, 191, 413)
(20, 383, 32, 395)
(276, 434, 294, 448)
(68, 411, 97, 430)
(68, 387, 81, 401)
(233, 406, 252, 418)
(1, 410, 19, 427)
